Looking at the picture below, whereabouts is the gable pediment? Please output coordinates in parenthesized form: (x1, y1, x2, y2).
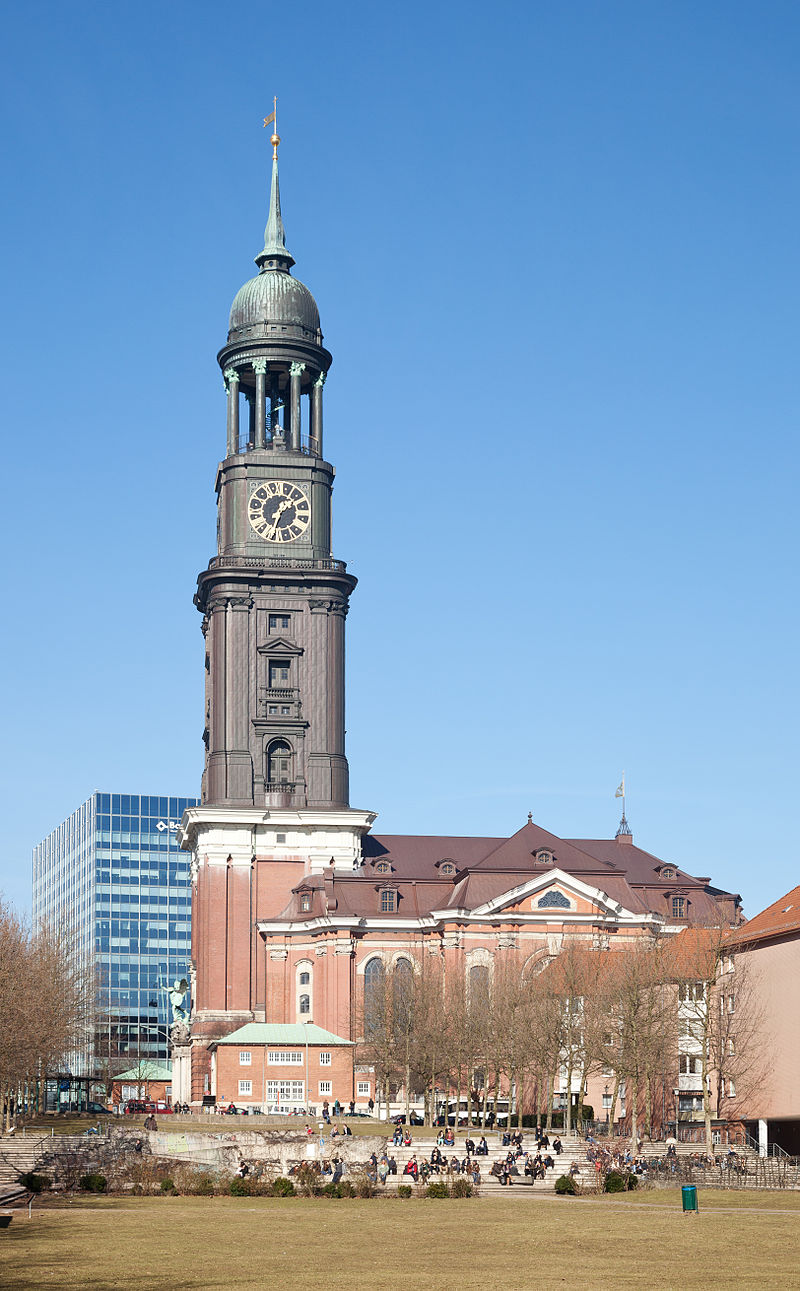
(467, 868, 646, 923)
(257, 637, 304, 657)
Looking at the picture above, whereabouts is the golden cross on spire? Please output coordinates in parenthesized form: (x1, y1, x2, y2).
(263, 96, 280, 159)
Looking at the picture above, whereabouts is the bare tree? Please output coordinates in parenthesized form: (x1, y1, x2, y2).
(0, 897, 94, 1130)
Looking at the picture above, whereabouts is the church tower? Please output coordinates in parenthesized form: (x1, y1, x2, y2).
(181, 125, 375, 1099)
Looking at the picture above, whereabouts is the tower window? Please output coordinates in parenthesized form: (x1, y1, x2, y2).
(299, 971, 310, 985)
(269, 614, 290, 632)
(299, 994, 310, 1014)
(268, 705, 278, 715)
(269, 661, 290, 686)
(380, 889, 397, 913)
(267, 740, 292, 785)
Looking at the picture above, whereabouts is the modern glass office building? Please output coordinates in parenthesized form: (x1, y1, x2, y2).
(33, 792, 197, 1077)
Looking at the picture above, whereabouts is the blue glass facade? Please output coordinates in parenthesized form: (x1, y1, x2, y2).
(33, 791, 197, 1074)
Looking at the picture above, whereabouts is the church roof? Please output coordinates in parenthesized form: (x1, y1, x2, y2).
(269, 819, 741, 928)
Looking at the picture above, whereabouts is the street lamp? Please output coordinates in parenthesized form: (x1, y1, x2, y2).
(604, 1082, 609, 1129)
(303, 1021, 311, 1116)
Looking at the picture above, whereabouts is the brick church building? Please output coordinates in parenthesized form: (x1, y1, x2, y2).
(179, 129, 741, 1108)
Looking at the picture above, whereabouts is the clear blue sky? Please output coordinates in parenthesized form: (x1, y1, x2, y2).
(1, 1, 798, 918)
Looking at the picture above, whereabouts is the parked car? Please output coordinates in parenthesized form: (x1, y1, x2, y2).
(392, 1113, 425, 1126)
(86, 1102, 112, 1115)
(123, 1100, 174, 1115)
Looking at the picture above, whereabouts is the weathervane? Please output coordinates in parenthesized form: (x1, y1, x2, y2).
(264, 96, 280, 159)
(615, 772, 632, 836)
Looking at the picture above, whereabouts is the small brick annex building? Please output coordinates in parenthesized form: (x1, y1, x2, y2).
(179, 134, 741, 1107)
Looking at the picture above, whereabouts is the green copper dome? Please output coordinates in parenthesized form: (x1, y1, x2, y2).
(228, 271, 321, 344)
(227, 150, 323, 346)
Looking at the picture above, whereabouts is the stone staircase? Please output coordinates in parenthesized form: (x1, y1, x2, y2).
(379, 1132, 585, 1195)
(0, 1136, 53, 1206)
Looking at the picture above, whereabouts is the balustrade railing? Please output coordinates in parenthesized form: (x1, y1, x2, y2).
(209, 556, 346, 572)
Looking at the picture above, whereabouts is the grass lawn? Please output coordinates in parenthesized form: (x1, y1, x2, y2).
(2, 1191, 799, 1290)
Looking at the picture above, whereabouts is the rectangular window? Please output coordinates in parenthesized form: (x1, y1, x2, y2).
(380, 889, 396, 913)
(300, 895, 311, 912)
(269, 614, 290, 631)
(357, 1081, 370, 1096)
(319, 1081, 332, 1096)
(268, 705, 278, 715)
(319, 1052, 331, 1066)
(238, 1080, 252, 1096)
(602, 1094, 612, 1109)
(266, 1080, 305, 1103)
(269, 661, 290, 686)
(728, 1080, 736, 1097)
(267, 1051, 303, 1065)
(672, 896, 686, 919)
(239, 1051, 251, 1066)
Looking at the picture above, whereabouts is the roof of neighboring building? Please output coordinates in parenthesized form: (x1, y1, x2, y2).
(728, 885, 800, 948)
(113, 1061, 173, 1082)
(213, 1024, 352, 1047)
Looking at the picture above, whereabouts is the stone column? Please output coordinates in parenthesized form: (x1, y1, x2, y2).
(224, 368, 240, 456)
(290, 362, 305, 451)
(253, 359, 267, 448)
(311, 370, 326, 458)
(171, 1026, 192, 1105)
(245, 391, 255, 449)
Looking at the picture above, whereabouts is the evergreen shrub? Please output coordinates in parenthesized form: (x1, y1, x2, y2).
(79, 1173, 107, 1193)
(554, 1174, 578, 1195)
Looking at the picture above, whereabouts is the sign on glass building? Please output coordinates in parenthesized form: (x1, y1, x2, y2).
(33, 792, 197, 1076)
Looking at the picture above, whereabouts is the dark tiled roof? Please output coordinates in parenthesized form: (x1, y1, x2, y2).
(270, 822, 740, 925)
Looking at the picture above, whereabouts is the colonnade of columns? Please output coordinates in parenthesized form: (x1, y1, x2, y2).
(224, 361, 326, 458)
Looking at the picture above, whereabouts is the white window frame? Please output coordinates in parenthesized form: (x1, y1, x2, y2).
(319, 1051, 331, 1066)
(319, 1081, 332, 1095)
(239, 1050, 252, 1066)
(238, 1080, 252, 1096)
(357, 1080, 370, 1096)
(268, 1050, 303, 1065)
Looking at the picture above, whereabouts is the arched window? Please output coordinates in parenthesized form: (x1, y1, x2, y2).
(469, 963, 490, 1006)
(364, 958, 385, 1037)
(267, 739, 292, 785)
(299, 994, 310, 1014)
(299, 972, 310, 986)
(393, 959, 414, 1031)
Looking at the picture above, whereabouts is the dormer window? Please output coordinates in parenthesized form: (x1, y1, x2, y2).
(672, 896, 687, 919)
(439, 862, 456, 876)
(374, 861, 391, 874)
(380, 888, 397, 913)
(537, 850, 553, 865)
(661, 867, 676, 880)
(300, 894, 311, 913)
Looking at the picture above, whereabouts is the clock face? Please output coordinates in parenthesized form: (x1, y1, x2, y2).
(248, 481, 311, 543)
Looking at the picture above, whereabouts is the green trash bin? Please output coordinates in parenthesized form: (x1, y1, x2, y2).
(681, 1184, 698, 1213)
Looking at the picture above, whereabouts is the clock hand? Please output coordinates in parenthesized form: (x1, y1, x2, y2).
(267, 498, 291, 538)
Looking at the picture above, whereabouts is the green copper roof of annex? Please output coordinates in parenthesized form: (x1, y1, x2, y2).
(114, 1060, 173, 1082)
(213, 1024, 352, 1047)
